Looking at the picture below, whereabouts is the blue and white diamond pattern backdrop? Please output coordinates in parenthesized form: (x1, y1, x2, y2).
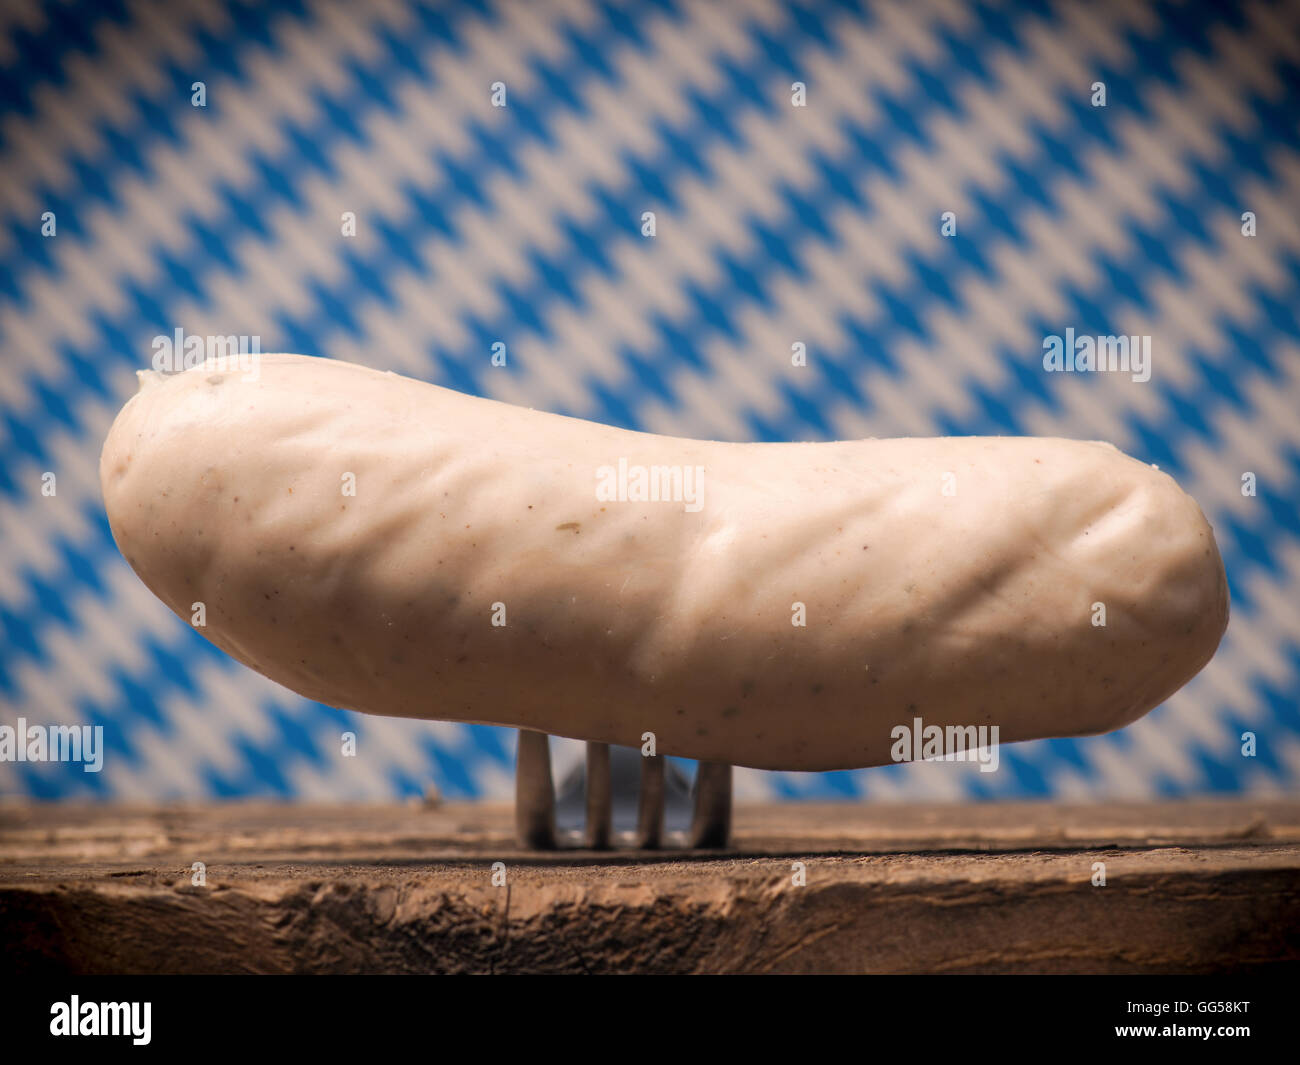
(1, 0, 1297, 802)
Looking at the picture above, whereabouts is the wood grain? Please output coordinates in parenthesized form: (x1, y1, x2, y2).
(2, 800, 1297, 973)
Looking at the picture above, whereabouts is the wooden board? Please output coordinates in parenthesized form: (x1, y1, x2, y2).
(2, 800, 1298, 973)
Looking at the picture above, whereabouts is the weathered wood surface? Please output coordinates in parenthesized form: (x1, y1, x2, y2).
(2, 800, 1298, 974)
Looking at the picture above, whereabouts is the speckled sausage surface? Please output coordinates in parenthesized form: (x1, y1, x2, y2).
(100, 354, 1228, 771)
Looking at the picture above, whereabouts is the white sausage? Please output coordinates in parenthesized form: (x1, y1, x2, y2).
(99, 354, 1228, 771)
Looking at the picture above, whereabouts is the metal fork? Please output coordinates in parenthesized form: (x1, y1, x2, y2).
(514, 730, 732, 849)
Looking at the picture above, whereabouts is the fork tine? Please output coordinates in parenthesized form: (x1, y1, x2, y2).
(515, 729, 556, 849)
(635, 752, 665, 849)
(584, 741, 612, 849)
(689, 761, 732, 849)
